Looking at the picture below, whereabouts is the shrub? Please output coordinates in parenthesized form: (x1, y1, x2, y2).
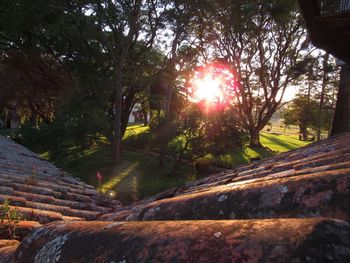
(0, 200, 23, 239)
(123, 131, 154, 151)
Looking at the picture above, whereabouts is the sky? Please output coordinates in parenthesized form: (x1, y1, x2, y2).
(283, 85, 298, 102)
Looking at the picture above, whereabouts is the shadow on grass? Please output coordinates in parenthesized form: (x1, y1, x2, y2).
(217, 145, 275, 169)
(101, 161, 140, 192)
(60, 146, 115, 187)
(250, 146, 276, 158)
(260, 133, 295, 151)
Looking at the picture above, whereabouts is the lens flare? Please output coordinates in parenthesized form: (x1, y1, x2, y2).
(188, 63, 236, 107)
(192, 74, 223, 103)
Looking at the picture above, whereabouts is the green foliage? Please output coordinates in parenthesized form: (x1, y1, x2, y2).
(0, 200, 22, 239)
(0, 129, 15, 137)
(1, 0, 307, 159)
(124, 131, 154, 151)
(16, 89, 110, 161)
(147, 102, 248, 174)
(204, 108, 248, 155)
(0, 52, 71, 123)
(283, 95, 319, 127)
(282, 94, 333, 140)
(166, 105, 208, 161)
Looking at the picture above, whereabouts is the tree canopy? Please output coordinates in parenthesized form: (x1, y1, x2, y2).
(0, 0, 341, 163)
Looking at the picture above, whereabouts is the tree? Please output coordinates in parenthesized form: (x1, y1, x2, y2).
(310, 53, 339, 140)
(1, 0, 166, 162)
(0, 51, 71, 124)
(282, 94, 332, 140)
(165, 103, 208, 175)
(153, 96, 246, 175)
(330, 64, 350, 136)
(206, 0, 310, 146)
(295, 52, 339, 139)
(119, 46, 165, 140)
(84, 0, 165, 162)
(0, 0, 76, 123)
(148, 0, 210, 167)
(151, 45, 202, 167)
(151, 0, 211, 115)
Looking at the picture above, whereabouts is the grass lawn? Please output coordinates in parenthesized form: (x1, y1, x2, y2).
(260, 133, 310, 152)
(51, 125, 311, 205)
(123, 123, 149, 139)
(56, 144, 193, 205)
(207, 132, 311, 168)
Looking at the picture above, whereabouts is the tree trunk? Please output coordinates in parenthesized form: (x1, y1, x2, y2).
(164, 83, 174, 119)
(159, 83, 174, 168)
(170, 156, 180, 176)
(317, 53, 329, 141)
(299, 124, 308, 141)
(330, 64, 350, 136)
(110, 0, 142, 163)
(142, 108, 148, 126)
(249, 129, 262, 147)
(112, 63, 124, 163)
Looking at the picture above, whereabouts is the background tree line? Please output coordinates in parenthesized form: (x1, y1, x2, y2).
(0, 0, 341, 169)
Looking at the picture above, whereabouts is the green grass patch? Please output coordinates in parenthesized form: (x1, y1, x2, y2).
(55, 144, 193, 205)
(204, 132, 311, 167)
(47, 127, 312, 205)
(260, 133, 310, 152)
(123, 123, 149, 139)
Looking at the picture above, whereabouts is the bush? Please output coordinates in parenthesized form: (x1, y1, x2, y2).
(0, 200, 22, 239)
(123, 131, 154, 151)
(15, 96, 110, 162)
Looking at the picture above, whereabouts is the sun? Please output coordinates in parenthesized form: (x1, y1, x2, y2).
(192, 74, 223, 103)
(188, 64, 235, 105)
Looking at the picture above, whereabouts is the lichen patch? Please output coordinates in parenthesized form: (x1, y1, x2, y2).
(218, 194, 228, 202)
(34, 234, 70, 263)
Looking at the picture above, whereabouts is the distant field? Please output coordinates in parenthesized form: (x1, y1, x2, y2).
(261, 119, 328, 139)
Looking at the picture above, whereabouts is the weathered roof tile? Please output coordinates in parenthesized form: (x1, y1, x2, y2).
(12, 218, 350, 263)
(0, 221, 41, 241)
(2, 133, 350, 261)
(0, 242, 18, 263)
(0, 136, 120, 228)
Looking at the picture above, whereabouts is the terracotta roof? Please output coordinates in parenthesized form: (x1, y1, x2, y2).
(1, 133, 350, 262)
(0, 135, 120, 226)
(0, 240, 19, 263)
(12, 218, 350, 263)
